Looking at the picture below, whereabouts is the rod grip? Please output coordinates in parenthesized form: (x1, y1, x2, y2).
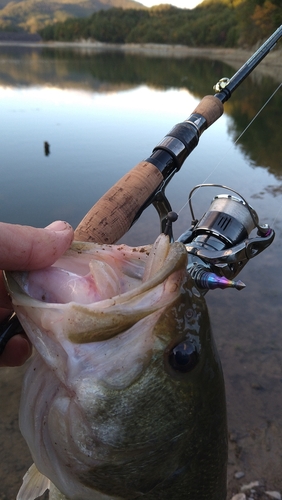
(74, 160, 164, 244)
(192, 95, 223, 127)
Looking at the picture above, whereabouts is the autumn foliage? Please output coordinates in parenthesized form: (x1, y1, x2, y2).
(39, 0, 282, 48)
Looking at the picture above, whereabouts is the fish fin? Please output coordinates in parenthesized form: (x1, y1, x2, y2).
(16, 463, 50, 500)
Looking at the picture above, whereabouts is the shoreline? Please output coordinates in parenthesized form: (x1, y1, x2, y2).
(1, 40, 282, 81)
(0, 40, 281, 62)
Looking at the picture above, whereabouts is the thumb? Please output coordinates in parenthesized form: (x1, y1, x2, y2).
(0, 220, 74, 271)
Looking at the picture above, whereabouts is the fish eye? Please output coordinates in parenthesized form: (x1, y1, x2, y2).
(168, 341, 199, 373)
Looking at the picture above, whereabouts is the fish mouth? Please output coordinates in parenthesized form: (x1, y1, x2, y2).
(4, 234, 188, 343)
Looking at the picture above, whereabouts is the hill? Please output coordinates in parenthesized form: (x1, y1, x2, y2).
(38, 1, 282, 48)
(0, 0, 145, 33)
(0, 0, 281, 47)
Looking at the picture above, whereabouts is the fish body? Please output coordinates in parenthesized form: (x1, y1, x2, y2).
(5, 235, 227, 500)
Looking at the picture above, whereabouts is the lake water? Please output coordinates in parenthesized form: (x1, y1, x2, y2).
(0, 44, 282, 499)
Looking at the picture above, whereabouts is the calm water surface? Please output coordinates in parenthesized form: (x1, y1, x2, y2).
(0, 45, 282, 499)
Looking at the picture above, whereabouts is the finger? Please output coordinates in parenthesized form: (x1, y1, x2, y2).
(0, 221, 74, 271)
(0, 305, 13, 320)
(0, 333, 32, 367)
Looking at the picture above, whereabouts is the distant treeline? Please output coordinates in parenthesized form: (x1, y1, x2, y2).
(39, 0, 282, 48)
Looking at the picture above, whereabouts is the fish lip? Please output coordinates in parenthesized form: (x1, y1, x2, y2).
(4, 239, 188, 343)
(5, 239, 188, 309)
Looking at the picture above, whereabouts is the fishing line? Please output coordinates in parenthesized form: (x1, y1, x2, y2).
(177, 82, 282, 218)
(271, 201, 282, 227)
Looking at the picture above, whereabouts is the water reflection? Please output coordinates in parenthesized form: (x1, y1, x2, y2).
(1, 45, 281, 179)
(0, 45, 227, 92)
(226, 79, 282, 177)
(0, 45, 282, 499)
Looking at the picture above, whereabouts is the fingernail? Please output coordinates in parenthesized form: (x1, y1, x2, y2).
(45, 220, 72, 232)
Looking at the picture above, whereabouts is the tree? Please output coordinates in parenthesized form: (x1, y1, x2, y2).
(252, 1, 278, 38)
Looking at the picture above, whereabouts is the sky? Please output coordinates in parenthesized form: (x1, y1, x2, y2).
(140, 0, 203, 8)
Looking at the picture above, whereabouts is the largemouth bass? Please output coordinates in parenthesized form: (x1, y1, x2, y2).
(5, 234, 227, 500)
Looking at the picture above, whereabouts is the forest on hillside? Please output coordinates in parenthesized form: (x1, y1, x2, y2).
(0, 0, 144, 34)
(39, 0, 282, 48)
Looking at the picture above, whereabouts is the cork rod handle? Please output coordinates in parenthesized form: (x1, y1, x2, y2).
(192, 95, 223, 127)
(74, 161, 164, 244)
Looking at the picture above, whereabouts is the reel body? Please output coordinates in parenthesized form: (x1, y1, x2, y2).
(168, 185, 274, 292)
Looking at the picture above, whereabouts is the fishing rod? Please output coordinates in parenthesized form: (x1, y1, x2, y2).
(0, 26, 281, 354)
(74, 24, 282, 246)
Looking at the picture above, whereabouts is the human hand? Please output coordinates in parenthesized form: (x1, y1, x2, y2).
(0, 220, 74, 367)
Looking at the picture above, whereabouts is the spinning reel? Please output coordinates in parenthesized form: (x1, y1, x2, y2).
(155, 184, 274, 293)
